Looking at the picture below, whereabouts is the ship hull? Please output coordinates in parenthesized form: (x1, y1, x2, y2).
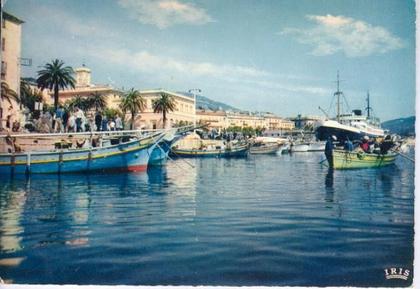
(315, 120, 384, 142)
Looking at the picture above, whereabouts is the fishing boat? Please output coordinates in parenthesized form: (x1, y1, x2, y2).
(148, 128, 183, 165)
(277, 143, 290, 155)
(315, 73, 384, 142)
(307, 141, 326, 152)
(250, 142, 279, 154)
(329, 149, 397, 169)
(290, 142, 309, 152)
(0, 131, 164, 174)
(171, 143, 249, 158)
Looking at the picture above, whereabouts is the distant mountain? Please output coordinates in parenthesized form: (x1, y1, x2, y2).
(381, 116, 415, 136)
(178, 92, 241, 112)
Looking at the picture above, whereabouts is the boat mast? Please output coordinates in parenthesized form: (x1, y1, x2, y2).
(366, 90, 372, 119)
(334, 71, 343, 122)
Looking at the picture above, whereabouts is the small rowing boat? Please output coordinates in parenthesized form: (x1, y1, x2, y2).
(330, 149, 397, 169)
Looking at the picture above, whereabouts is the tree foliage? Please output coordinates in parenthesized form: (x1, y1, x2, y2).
(119, 88, 145, 129)
(36, 59, 75, 110)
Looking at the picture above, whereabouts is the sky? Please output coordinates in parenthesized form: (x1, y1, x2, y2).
(5, 0, 416, 121)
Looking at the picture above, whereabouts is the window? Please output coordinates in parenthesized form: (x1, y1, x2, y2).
(1, 61, 6, 80)
(1, 38, 4, 51)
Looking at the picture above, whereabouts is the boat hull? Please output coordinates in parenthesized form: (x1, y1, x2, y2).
(331, 150, 397, 169)
(307, 142, 325, 152)
(250, 143, 279, 154)
(0, 134, 162, 174)
(171, 145, 249, 158)
(148, 137, 179, 165)
(291, 144, 309, 152)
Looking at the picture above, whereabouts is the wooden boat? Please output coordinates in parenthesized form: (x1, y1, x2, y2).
(330, 149, 397, 169)
(171, 143, 249, 158)
(0, 132, 164, 174)
(148, 130, 182, 165)
(250, 142, 279, 154)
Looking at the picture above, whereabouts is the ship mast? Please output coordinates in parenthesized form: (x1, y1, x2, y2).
(366, 91, 372, 119)
(334, 71, 343, 122)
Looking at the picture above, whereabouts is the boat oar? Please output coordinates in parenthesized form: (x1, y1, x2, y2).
(392, 149, 415, 163)
(168, 148, 196, 168)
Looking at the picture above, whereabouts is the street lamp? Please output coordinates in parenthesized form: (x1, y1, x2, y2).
(188, 88, 201, 129)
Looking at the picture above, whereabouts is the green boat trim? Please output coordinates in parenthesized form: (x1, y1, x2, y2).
(331, 149, 397, 169)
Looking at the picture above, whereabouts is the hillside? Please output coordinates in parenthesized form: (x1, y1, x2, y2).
(381, 116, 415, 136)
(178, 92, 241, 112)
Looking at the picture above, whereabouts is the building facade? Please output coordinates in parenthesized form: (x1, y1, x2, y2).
(0, 12, 24, 130)
(197, 109, 295, 131)
(135, 90, 195, 129)
(53, 65, 121, 110)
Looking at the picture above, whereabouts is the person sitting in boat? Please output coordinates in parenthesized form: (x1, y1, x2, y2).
(324, 135, 336, 167)
(344, 137, 354, 151)
(360, 136, 370, 153)
(380, 135, 394, 154)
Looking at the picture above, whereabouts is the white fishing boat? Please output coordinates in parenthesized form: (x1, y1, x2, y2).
(307, 141, 326, 152)
(290, 143, 309, 152)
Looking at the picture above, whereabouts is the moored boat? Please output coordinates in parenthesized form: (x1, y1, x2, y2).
(307, 141, 326, 152)
(330, 149, 397, 169)
(290, 143, 309, 152)
(250, 142, 279, 154)
(171, 143, 249, 158)
(0, 132, 164, 174)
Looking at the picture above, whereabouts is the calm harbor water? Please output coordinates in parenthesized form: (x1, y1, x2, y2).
(0, 151, 414, 286)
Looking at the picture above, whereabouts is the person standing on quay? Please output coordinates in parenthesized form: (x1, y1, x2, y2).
(54, 105, 65, 133)
(115, 115, 123, 131)
(101, 115, 108, 131)
(75, 108, 84, 132)
(95, 111, 102, 131)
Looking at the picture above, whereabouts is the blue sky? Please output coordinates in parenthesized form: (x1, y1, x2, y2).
(6, 0, 416, 121)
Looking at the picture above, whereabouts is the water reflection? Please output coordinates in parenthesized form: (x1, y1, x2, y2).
(0, 182, 26, 253)
(324, 168, 334, 203)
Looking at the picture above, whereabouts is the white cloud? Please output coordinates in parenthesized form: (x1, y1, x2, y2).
(118, 0, 214, 29)
(281, 14, 404, 57)
(83, 46, 329, 97)
(87, 47, 269, 79)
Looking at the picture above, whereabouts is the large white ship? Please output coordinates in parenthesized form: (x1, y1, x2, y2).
(314, 73, 385, 142)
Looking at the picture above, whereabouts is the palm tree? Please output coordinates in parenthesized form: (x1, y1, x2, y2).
(89, 91, 107, 112)
(1, 81, 19, 105)
(152, 92, 176, 128)
(19, 78, 32, 109)
(36, 59, 75, 111)
(119, 88, 145, 130)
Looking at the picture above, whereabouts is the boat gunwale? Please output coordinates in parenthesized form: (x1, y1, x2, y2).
(0, 131, 164, 157)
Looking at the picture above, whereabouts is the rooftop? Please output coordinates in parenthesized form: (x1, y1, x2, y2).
(3, 11, 24, 24)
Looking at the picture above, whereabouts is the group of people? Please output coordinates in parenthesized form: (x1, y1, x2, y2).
(34, 107, 124, 133)
(93, 111, 123, 132)
(325, 134, 394, 157)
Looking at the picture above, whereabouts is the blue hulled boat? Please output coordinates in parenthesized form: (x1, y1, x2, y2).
(0, 132, 164, 174)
